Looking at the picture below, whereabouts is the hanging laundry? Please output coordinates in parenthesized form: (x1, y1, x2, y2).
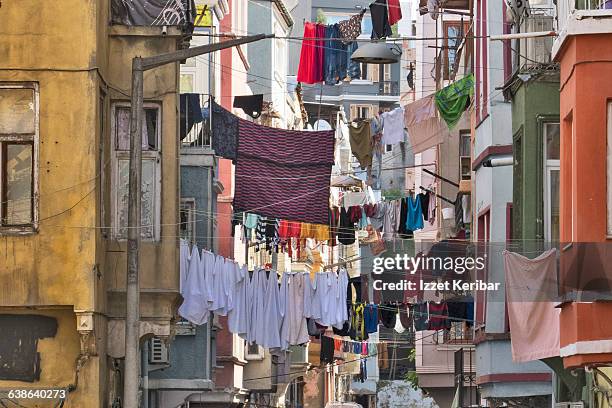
(403, 95, 445, 154)
(178, 247, 210, 325)
(413, 302, 429, 331)
(279, 273, 310, 349)
(387, 0, 403, 25)
(418, 192, 430, 221)
(369, 202, 386, 231)
(382, 201, 397, 241)
(210, 101, 239, 161)
(397, 197, 413, 239)
(349, 120, 373, 170)
(343, 191, 368, 209)
(233, 94, 263, 119)
(329, 207, 340, 246)
(297, 22, 326, 84)
(428, 301, 450, 330)
(228, 264, 249, 337)
(234, 119, 335, 225)
(462, 194, 472, 224)
(435, 73, 475, 129)
(370, 0, 393, 39)
(381, 107, 406, 145)
(324, 23, 349, 86)
(399, 305, 413, 331)
(180, 93, 203, 140)
(379, 304, 397, 329)
(394, 312, 405, 333)
(504, 249, 560, 362)
(349, 303, 368, 341)
(346, 41, 362, 80)
(406, 195, 424, 231)
(454, 193, 464, 231)
(320, 335, 335, 363)
(338, 10, 365, 43)
(179, 240, 190, 295)
(260, 269, 282, 349)
(364, 304, 379, 334)
(278, 219, 301, 240)
(348, 205, 363, 223)
(338, 207, 357, 245)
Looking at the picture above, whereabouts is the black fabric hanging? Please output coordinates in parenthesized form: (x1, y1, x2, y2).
(419, 192, 430, 221)
(379, 303, 397, 328)
(179, 93, 203, 140)
(338, 207, 356, 245)
(233, 94, 264, 119)
(370, 0, 393, 39)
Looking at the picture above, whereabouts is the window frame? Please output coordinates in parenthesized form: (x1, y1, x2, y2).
(459, 130, 471, 181)
(180, 198, 196, 243)
(0, 82, 39, 233)
(608, 102, 612, 237)
(543, 122, 560, 242)
(109, 101, 162, 241)
(245, 342, 265, 361)
(443, 21, 470, 81)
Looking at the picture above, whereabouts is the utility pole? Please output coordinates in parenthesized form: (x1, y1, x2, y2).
(124, 33, 273, 408)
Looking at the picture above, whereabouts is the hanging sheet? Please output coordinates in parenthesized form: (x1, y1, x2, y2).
(111, 0, 196, 26)
(403, 95, 446, 154)
(504, 249, 560, 362)
(234, 119, 335, 224)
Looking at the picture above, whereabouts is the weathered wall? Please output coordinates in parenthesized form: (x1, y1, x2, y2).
(0, 0, 98, 310)
(104, 28, 181, 321)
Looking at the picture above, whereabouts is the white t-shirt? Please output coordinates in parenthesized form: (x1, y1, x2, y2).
(381, 107, 406, 146)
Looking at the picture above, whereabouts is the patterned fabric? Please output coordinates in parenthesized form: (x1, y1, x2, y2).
(435, 73, 474, 129)
(234, 120, 335, 225)
(211, 101, 239, 161)
(338, 11, 364, 42)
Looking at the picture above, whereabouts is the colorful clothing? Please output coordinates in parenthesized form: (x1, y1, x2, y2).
(435, 73, 475, 129)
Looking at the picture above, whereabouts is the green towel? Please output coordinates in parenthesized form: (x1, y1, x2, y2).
(435, 73, 474, 130)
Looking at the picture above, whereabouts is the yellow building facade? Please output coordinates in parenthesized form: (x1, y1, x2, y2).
(0, 1, 189, 406)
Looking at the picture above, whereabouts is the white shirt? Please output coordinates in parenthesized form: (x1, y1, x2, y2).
(381, 107, 406, 146)
(178, 247, 210, 325)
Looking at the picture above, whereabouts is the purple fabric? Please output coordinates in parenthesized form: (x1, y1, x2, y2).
(234, 119, 335, 224)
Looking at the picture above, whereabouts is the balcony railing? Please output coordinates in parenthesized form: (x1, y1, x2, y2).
(517, 12, 555, 69)
(557, 0, 612, 35)
(180, 93, 212, 149)
(378, 80, 400, 96)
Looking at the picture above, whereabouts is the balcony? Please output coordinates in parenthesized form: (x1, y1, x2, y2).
(554, 0, 612, 57)
(517, 10, 556, 70)
(180, 93, 212, 149)
(378, 80, 400, 96)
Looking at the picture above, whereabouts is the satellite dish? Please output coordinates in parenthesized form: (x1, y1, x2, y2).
(313, 119, 332, 131)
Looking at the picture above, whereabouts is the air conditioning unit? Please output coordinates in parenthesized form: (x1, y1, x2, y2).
(149, 337, 169, 364)
(520, 14, 554, 66)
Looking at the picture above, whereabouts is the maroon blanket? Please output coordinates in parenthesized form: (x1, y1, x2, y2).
(234, 119, 335, 224)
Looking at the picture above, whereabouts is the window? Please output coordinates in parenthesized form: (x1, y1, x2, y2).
(459, 131, 471, 180)
(350, 104, 374, 121)
(544, 123, 560, 242)
(111, 102, 161, 241)
(245, 342, 264, 360)
(0, 83, 38, 230)
(180, 198, 196, 243)
(385, 144, 393, 153)
(323, 12, 373, 35)
(443, 22, 470, 80)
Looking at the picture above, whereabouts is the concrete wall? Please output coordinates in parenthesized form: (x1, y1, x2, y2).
(511, 75, 560, 241)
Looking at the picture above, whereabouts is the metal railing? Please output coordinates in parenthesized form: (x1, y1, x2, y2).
(180, 93, 212, 149)
(557, 0, 612, 33)
(378, 80, 400, 96)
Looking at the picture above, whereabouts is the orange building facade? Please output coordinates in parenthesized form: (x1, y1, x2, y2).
(554, 8, 612, 369)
